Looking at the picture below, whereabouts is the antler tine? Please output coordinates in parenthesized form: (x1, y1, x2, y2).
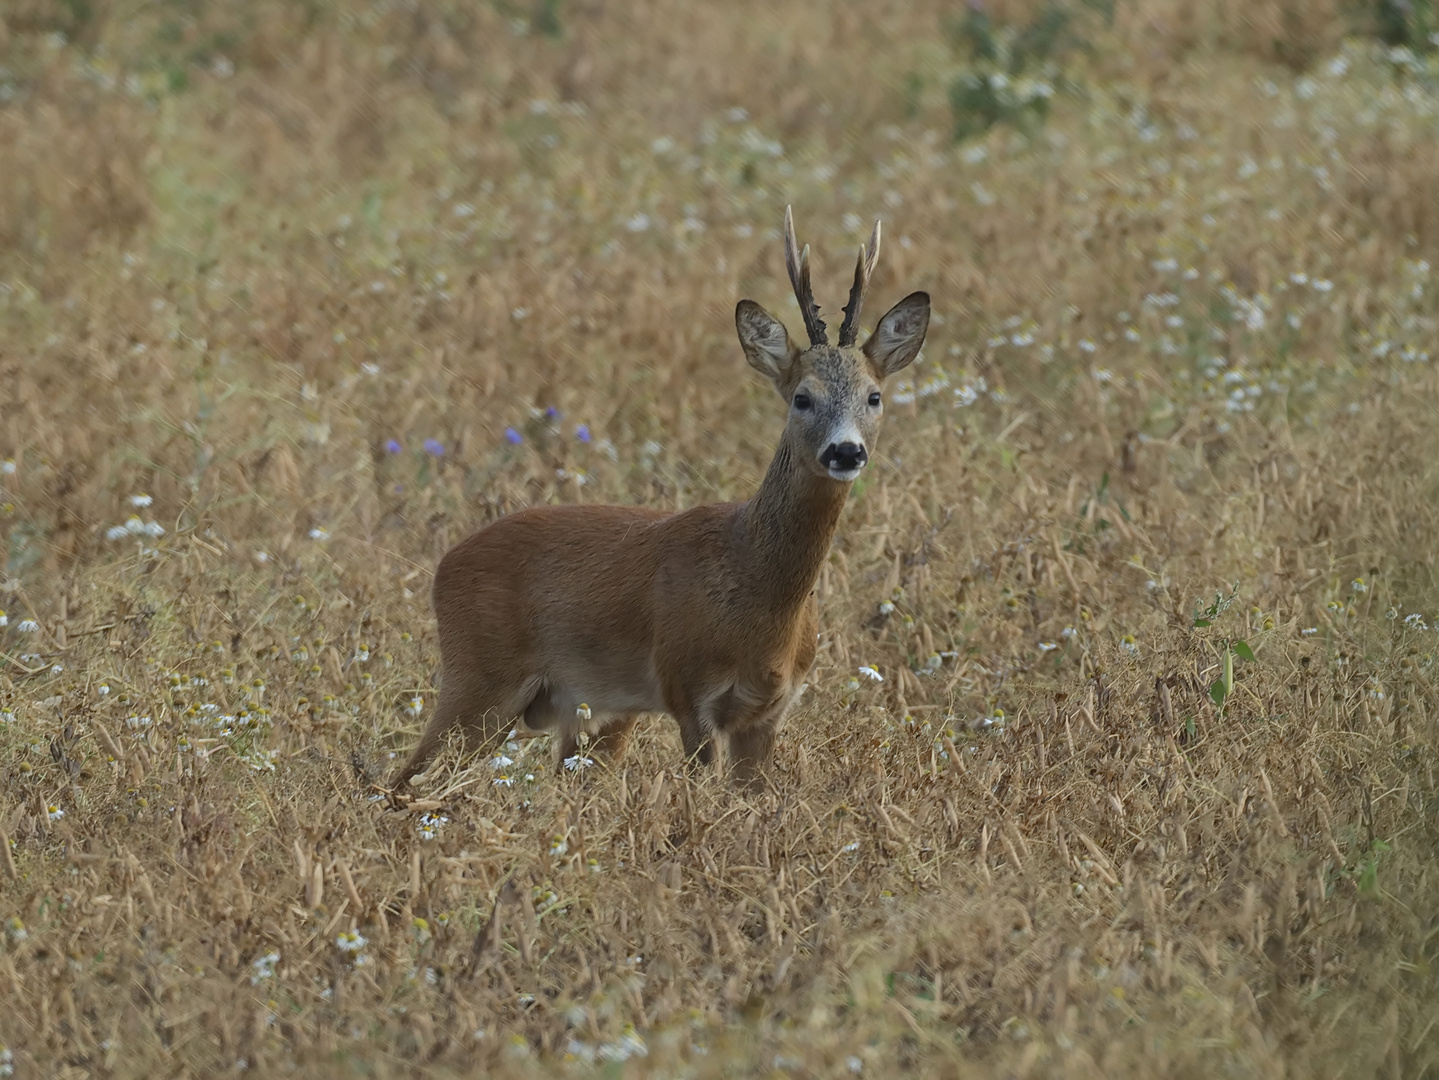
(784, 205, 828, 346)
(838, 218, 881, 346)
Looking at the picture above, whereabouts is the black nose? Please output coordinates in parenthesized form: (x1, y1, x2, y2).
(820, 441, 868, 472)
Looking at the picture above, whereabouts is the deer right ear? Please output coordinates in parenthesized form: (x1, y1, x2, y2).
(736, 300, 799, 387)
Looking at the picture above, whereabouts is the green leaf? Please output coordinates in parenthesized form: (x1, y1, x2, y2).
(1231, 640, 1256, 663)
(1193, 618, 1212, 628)
(1184, 715, 1196, 740)
(1209, 678, 1227, 708)
(1357, 858, 1379, 896)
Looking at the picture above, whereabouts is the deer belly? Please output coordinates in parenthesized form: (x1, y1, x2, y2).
(530, 660, 665, 723)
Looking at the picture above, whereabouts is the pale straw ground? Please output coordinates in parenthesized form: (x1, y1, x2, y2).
(0, 2, 1436, 1077)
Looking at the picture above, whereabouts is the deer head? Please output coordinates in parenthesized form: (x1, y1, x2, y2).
(736, 206, 930, 482)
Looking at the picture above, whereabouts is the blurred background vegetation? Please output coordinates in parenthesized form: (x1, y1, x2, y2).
(1, 2, 1437, 1078)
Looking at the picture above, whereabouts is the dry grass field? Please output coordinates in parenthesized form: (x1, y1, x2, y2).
(2, 1, 1438, 1076)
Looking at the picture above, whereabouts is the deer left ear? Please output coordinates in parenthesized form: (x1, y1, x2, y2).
(863, 292, 930, 378)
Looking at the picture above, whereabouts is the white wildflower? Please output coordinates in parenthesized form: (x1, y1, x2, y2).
(251, 951, 280, 984)
(598, 1025, 648, 1062)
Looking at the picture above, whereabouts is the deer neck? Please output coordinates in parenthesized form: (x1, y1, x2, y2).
(737, 437, 849, 611)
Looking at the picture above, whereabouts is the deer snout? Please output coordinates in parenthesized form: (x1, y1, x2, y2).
(820, 440, 868, 479)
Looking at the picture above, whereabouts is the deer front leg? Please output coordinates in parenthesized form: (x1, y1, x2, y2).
(663, 684, 714, 770)
(728, 722, 777, 787)
(716, 667, 807, 785)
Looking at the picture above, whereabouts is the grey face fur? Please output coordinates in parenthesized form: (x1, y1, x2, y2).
(735, 291, 931, 482)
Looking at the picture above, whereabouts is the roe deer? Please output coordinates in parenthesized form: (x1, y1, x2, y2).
(391, 207, 929, 787)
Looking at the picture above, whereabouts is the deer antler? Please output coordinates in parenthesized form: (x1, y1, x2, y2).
(784, 205, 828, 347)
(838, 219, 881, 347)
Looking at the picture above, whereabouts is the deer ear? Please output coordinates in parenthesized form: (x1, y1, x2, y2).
(863, 291, 930, 378)
(736, 300, 799, 386)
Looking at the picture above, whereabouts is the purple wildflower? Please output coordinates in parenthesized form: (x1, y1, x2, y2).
(544, 406, 560, 421)
(384, 439, 403, 454)
(575, 424, 591, 443)
(423, 438, 445, 457)
(505, 427, 523, 445)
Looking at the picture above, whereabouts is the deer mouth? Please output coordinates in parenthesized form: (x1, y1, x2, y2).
(819, 440, 868, 481)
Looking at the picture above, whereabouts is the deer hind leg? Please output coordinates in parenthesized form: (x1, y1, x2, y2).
(389, 669, 535, 788)
(591, 714, 641, 761)
(555, 713, 642, 771)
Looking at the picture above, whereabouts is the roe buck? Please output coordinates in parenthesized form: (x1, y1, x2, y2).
(391, 207, 929, 787)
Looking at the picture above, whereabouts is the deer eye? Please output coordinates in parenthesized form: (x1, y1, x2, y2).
(793, 393, 812, 411)
(868, 392, 882, 407)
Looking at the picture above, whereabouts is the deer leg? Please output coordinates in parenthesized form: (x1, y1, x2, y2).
(678, 705, 715, 770)
(556, 713, 641, 773)
(682, 725, 715, 770)
(728, 722, 777, 787)
(590, 714, 640, 761)
(389, 669, 532, 788)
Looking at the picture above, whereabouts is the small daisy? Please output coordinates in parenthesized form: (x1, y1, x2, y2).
(251, 951, 280, 984)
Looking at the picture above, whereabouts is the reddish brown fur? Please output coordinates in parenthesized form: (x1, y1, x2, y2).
(392, 210, 929, 787)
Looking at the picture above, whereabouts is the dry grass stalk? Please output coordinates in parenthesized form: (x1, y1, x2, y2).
(1, 2, 1437, 1077)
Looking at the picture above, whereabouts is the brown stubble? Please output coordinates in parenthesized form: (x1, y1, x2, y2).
(0, 1, 1437, 1078)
